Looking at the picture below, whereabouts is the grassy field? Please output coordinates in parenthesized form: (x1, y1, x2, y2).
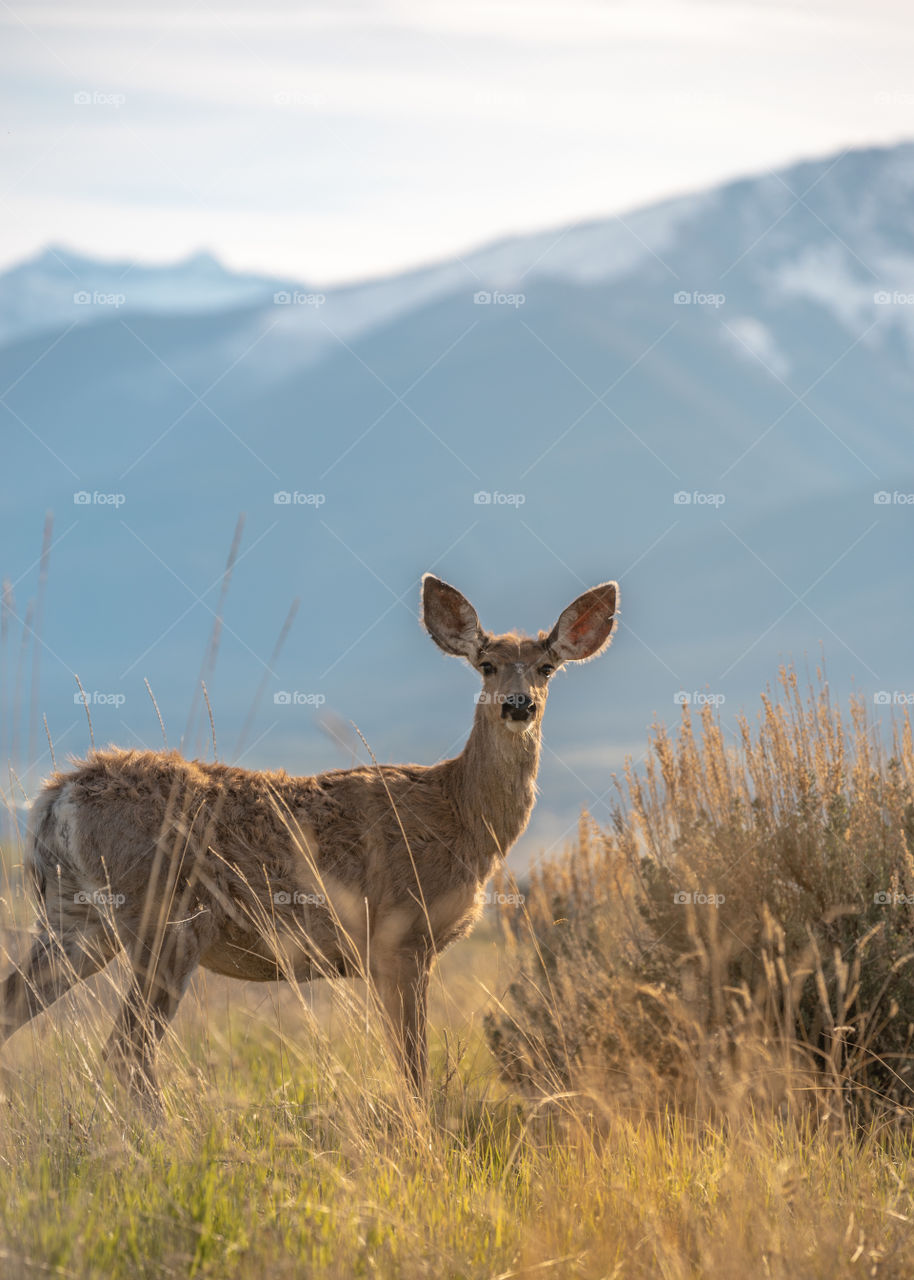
(1, 671, 914, 1278)
(2, 943, 914, 1280)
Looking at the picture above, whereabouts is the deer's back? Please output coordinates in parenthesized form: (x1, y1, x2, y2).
(28, 748, 482, 962)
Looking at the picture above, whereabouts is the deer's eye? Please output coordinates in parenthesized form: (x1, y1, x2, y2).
(480, 661, 497, 676)
(539, 664, 555, 677)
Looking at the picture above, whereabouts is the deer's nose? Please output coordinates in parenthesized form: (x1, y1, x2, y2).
(502, 693, 536, 721)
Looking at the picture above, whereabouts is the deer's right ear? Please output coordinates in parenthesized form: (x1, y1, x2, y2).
(421, 574, 485, 659)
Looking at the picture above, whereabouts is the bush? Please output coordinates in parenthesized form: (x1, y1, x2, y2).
(486, 668, 914, 1122)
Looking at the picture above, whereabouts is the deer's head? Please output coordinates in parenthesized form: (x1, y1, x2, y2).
(421, 574, 619, 736)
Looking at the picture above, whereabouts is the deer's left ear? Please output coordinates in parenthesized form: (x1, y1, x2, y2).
(545, 581, 618, 663)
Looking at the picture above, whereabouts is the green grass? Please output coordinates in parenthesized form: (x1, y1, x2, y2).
(0, 932, 912, 1279)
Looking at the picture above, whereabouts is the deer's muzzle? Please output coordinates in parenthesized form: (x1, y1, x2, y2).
(501, 693, 536, 722)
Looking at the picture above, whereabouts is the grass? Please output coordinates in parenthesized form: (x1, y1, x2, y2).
(2, 1003, 914, 1279)
(3, 985, 914, 1280)
(2, 669, 914, 1277)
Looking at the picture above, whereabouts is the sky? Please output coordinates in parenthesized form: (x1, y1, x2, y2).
(2, 0, 914, 285)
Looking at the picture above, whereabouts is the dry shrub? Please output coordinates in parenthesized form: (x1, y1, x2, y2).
(486, 667, 914, 1123)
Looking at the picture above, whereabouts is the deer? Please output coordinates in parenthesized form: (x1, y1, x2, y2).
(0, 573, 618, 1102)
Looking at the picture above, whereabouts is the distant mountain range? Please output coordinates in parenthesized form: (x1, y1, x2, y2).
(0, 248, 299, 348)
(2, 141, 913, 859)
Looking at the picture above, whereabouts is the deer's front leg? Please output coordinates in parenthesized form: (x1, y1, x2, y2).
(372, 950, 430, 1094)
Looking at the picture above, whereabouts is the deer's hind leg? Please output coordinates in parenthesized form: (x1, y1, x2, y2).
(0, 926, 121, 1042)
(104, 915, 208, 1103)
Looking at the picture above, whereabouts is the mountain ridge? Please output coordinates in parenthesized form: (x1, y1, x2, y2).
(6, 139, 913, 356)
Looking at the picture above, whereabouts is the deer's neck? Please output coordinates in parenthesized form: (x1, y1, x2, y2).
(447, 708, 542, 877)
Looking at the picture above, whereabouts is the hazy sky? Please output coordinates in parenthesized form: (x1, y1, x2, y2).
(3, 0, 914, 283)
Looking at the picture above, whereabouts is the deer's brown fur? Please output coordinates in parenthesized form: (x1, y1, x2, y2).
(1, 574, 619, 1097)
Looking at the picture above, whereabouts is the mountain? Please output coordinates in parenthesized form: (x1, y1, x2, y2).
(1, 141, 912, 859)
(0, 246, 298, 348)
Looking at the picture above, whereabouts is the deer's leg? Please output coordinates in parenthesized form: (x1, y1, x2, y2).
(373, 950, 431, 1094)
(0, 928, 119, 1042)
(105, 919, 203, 1100)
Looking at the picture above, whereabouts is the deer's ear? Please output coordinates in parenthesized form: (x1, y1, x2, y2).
(545, 581, 618, 663)
(421, 574, 486, 659)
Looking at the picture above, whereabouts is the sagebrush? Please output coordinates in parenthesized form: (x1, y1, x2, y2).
(487, 668, 914, 1122)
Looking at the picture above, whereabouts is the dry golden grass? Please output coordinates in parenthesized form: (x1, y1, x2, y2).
(1, 667, 914, 1278)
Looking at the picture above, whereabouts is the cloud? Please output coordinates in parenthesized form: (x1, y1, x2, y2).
(2, 0, 914, 281)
